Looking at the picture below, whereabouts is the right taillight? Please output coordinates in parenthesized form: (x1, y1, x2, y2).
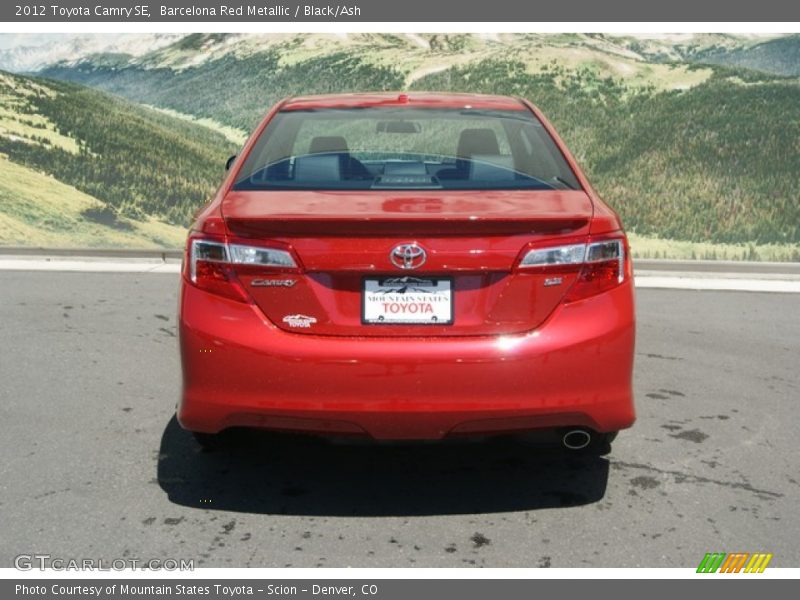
(519, 235, 629, 302)
(185, 237, 299, 302)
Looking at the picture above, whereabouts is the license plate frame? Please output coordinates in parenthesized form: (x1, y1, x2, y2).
(361, 276, 454, 325)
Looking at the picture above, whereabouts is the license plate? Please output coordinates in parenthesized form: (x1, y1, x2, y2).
(362, 276, 453, 325)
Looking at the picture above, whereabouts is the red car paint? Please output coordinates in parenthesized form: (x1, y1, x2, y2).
(177, 93, 635, 442)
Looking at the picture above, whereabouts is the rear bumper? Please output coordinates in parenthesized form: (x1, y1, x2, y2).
(177, 279, 636, 440)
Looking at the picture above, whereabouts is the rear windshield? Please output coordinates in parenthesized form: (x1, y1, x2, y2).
(233, 107, 581, 191)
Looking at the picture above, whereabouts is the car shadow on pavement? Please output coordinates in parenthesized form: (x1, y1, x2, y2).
(157, 416, 608, 516)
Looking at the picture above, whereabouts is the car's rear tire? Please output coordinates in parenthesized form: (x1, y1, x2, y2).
(191, 431, 229, 452)
(589, 431, 617, 456)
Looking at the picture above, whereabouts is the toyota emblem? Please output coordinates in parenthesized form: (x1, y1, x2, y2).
(390, 243, 427, 270)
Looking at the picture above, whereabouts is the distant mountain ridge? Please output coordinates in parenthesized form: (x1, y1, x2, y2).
(0, 34, 182, 73)
(30, 32, 800, 77)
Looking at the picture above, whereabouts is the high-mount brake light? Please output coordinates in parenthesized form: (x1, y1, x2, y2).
(186, 238, 298, 302)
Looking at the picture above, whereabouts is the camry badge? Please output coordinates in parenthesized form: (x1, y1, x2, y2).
(251, 278, 297, 287)
(390, 243, 427, 270)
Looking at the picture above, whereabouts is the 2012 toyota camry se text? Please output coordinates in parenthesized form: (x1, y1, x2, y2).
(177, 92, 636, 454)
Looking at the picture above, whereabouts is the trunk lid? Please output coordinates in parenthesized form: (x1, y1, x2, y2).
(222, 190, 593, 336)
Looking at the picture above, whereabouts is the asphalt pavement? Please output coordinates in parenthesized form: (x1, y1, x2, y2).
(0, 271, 798, 568)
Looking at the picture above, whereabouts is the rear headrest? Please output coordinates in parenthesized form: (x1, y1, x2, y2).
(456, 128, 500, 158)
(310, 136, 349, 154)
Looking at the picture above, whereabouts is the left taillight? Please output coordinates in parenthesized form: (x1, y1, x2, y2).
(185, 237, 298, 303)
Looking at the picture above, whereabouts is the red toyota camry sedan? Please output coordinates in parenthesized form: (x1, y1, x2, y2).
(177, 92, 635, 454)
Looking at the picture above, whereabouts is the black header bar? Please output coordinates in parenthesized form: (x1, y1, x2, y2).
(3, 1, 800, 22)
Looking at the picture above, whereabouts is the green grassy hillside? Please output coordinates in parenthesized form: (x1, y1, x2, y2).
(38, 34, 800, 247)
(40, 33, 717, 132)
(43, 48, 406, 132)
(0, 154, 185, 248)
(687, 35, 800, 78)
(0, 69, 236, 241)
(412, 62, 800, 245)
(0, 34, 800, 258)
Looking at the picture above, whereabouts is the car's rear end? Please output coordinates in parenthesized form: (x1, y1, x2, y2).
(177, 93, 635, 450)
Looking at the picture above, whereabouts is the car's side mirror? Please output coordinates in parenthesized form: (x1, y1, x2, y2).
(225, 155, 237, 171)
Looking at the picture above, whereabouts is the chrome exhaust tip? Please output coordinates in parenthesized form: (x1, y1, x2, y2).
(562, 429, 592, 450)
